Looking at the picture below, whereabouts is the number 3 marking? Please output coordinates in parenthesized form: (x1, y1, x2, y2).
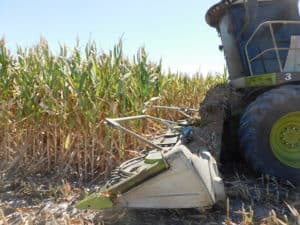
(284, 73, 292, 81)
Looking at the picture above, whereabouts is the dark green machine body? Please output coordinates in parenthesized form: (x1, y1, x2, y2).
(206, 0, 300, 184)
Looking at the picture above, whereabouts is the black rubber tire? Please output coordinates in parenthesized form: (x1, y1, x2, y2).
(239, 85, 300, 185)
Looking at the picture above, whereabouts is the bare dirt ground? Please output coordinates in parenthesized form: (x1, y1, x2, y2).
(1, 169, 299, 225)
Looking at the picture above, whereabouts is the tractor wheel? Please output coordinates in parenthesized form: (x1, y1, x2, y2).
(239, 85, 300, 185)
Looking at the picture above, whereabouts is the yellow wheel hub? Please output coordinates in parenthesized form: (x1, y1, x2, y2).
(270, 112, 300, 168)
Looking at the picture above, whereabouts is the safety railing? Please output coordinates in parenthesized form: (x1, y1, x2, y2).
(245, 20, 300, 75)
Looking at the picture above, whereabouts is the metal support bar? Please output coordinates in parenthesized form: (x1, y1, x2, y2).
(249, 47, 300, 63)
(105, 106, 198, 151)
(148, 105, 198, 112)
(146, 105, 198, 119)
(105, 115, 178, 151)
(269, 23, 283, 72)
(245, 40, 253, 75)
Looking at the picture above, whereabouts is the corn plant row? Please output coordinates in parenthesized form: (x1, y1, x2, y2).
(0, 38, 225, 180)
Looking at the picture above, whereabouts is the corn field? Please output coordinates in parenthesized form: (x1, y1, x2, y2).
(0, 38, 225, 181)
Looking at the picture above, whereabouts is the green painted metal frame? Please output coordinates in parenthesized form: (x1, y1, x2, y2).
(76, 155, 169, 210)
(230, 72, 300, 88)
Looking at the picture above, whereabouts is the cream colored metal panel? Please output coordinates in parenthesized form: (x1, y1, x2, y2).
(117, 146, 225, 209)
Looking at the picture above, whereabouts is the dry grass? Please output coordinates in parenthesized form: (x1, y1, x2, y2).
(0, 175, 298, 225)
(0, 38, 225, 180)
(224, 174, 300, 225)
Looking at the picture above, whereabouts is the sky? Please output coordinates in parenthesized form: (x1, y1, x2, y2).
(0, 0, 225, 75)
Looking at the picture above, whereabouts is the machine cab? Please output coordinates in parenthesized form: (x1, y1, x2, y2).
(206, 0, 300, 79)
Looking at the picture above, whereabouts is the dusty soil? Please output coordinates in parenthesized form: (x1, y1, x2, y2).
(0, 170, 299, 225)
